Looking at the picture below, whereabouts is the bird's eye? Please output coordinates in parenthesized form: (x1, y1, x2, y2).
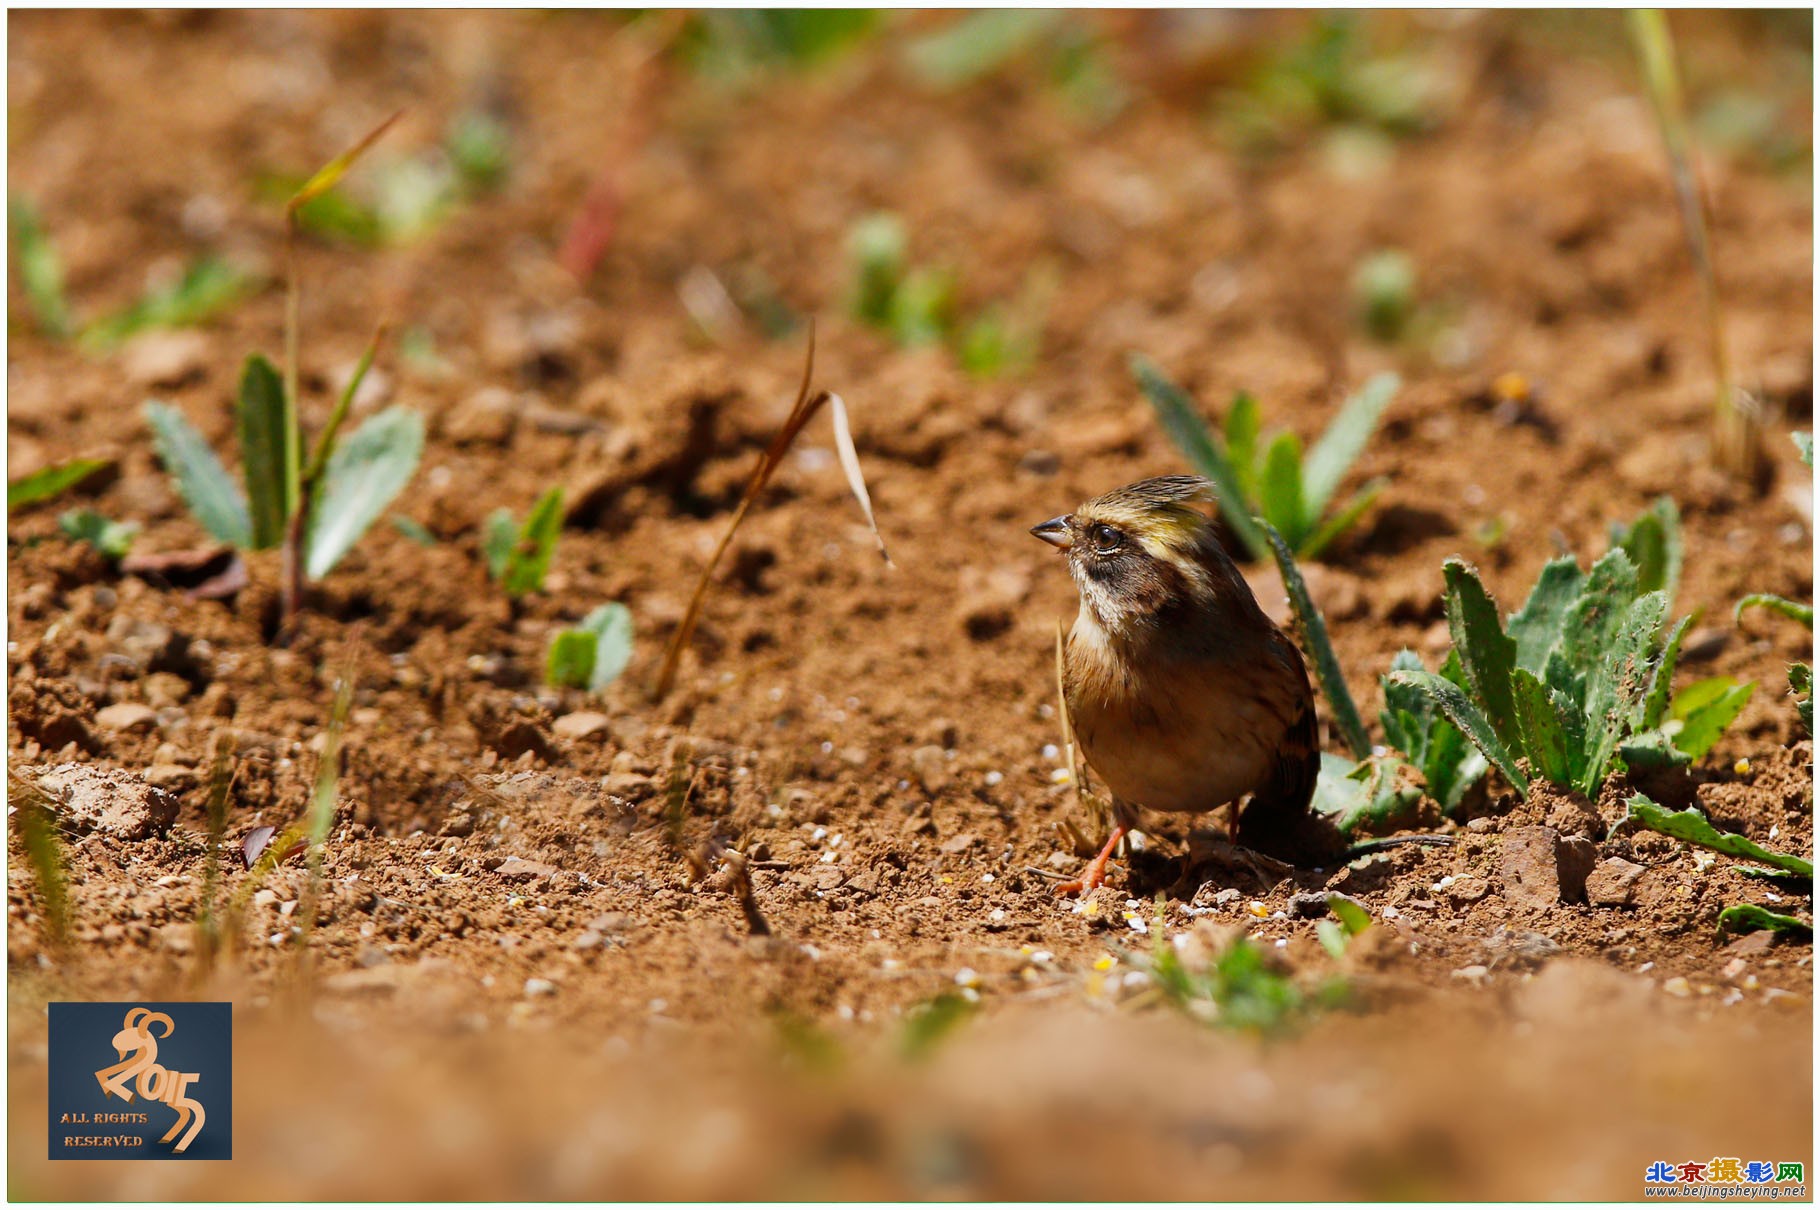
(1090, 524, 1123, 554)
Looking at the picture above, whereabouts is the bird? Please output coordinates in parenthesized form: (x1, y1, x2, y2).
(1031, 474, 1342, 895)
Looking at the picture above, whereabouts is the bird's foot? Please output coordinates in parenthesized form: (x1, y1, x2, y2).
(1053, 823, 1127, 898)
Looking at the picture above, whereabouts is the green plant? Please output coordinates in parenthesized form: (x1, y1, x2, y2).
(1379, 651, 1488, 816)
(8, 457, 108, 510)
(897, 992, 977, 1060)
(58, 510, 138, 560)
(1315, 892, 1373, 959)
(1352, 248, 1416, 342)
(8, 773, 70, 950)
(1391, 552, 1750, 800)
(149, 117, 421, 625)
(1137, 358, 1398, 561)
(1733, 432, 1812, 732)
(681, 9, 880, 80)
(1716, 904, 1811, 939)
(1143, 920, 1344, 1033)
(484, 488, 564, 598)
(1626, 794, 1812, 879)
(547, 603, 635, 694)
(1609, 496, 1683, 601)
(10, 194, 73, 339)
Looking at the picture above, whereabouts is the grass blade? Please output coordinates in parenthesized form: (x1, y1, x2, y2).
(9, 773, 70, 949)
(828, 392, 892, 564)
(8, 458, 107, 511)
(302, 326, 385, 490)
(289, 110, 406, 212)
(145, 401, 252, 548)
(1224, 392, 1260, 502)
(1258, 431, 1306, 547)
(502, 488, 564, 597)
(1262, 521, 1370, 758)
(304, 408, 423, 579)
(1133, 354, 1268, 561)
(1388, 669, 1529, 797)
(236, 354, 292, 549)
(9, 194, 73, 339)
(1302, 371, 1397, 518)
(1298, 477, 1385, 562)
(1627, 794, 1811, 878)
(79, 257, 254, 352)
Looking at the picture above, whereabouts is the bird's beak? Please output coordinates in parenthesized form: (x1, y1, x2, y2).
(1030, 515, 1072, 550)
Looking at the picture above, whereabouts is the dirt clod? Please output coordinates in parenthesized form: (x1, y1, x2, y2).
(26, 763, 179, 840)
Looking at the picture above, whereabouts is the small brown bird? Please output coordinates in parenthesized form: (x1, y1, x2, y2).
(1032, 475, 1342, 894)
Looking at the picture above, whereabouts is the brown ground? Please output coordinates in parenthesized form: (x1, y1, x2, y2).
(7, 10, 1814, 1200)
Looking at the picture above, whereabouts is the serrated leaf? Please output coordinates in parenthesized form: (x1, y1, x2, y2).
(1388, 670, 1528, 797)
(1442, 559, 1522, 755)
(1670, 677, 1754, 760)
(1310, 752, 1421, 835)
(1580, 590, 1666, 793)
(1224, 392, 1260, 502)
(1716, 904, 1812, 938)
(500, 487, 563, 597)
(57, 509, 138, 559)
(8, 458, 107, 510)
(1302, 371, 1397, 518)
(236, 354, 292, 549)
(1298, 476, 1384, 561)
(1258, 430, 1306, 545)
(304, 408, 423, 579)
(1735, 594, 1813, 630)
(1641, 614, 1692, 729)
(1561, 548, 1640, 676)
(1626, 794, 1811, 878)
(1507, 556, 1585, 672)
(1133, 355, 1267, 561)
(1511, 667, 1572, 786)
(145, 401, 251, 548)
(1262, 522, 1369, 758)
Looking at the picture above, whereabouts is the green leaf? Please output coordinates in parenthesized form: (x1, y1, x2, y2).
(1511, 668, 1573, 786)
(501, 488, 564, 598)
(897, 992, 977, 1060)
(545, 630, 598, 690)
(1379, 651, 1485, 815)
(482, 509, 518, 581)
(579, 603, 635, 693)
(1258, 430, 1306, 546)
(1793, 431, 1813, 467)
(547, 603, 635, 694)
(1561, 548, 1640, 677)
(79, 257, 254, 351)
(1315, 919, 1347, 960)
(1670, 676, 1754, 760)
(1302, 371, 1397, 518)
(1224, 392, 1260, 502)
(57, 509, 138, 559)
(1626, 794, 1811, 878)
(1327, 893, 1371, 936)
(1790, 662, 1812, 735)
(1716, 904, 1811, 939)
(9, 194, 73, 339)
(1735, 594, 1813, 630)
(1310, 752, 1421, 838)
(1133, 355, 1268, 561)
(848, 212, 906, 325)
(903, 9, 1061, 88)
(8, 458, 107, 510)
(1641, 614, 1692, 730)
(1387, 670, 1528, 797)
(304, 408, 423, 579)
(303, 329, 383, 489)
(1579, 590, 1667, 794)
(1442, 559, 1522, 755)
(1262, 522, 1369, 758)
(389, 515, 436, 546)
(144, 401, 251, 548)
(235, 354, 293, 549)
(1297, 476, 1384, 561)
(1612, 496, 1682, 602)
(1506, 557, 1585, 672)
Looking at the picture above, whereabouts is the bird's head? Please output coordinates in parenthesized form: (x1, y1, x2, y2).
(1030, 475, 1232, 638)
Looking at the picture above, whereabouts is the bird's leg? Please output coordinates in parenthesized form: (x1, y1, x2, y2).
(1053, 820, 1128, 898)
(1228, 798, 1242, 842)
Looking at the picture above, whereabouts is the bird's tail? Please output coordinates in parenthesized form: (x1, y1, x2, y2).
(1234, 695, 1345, 864)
